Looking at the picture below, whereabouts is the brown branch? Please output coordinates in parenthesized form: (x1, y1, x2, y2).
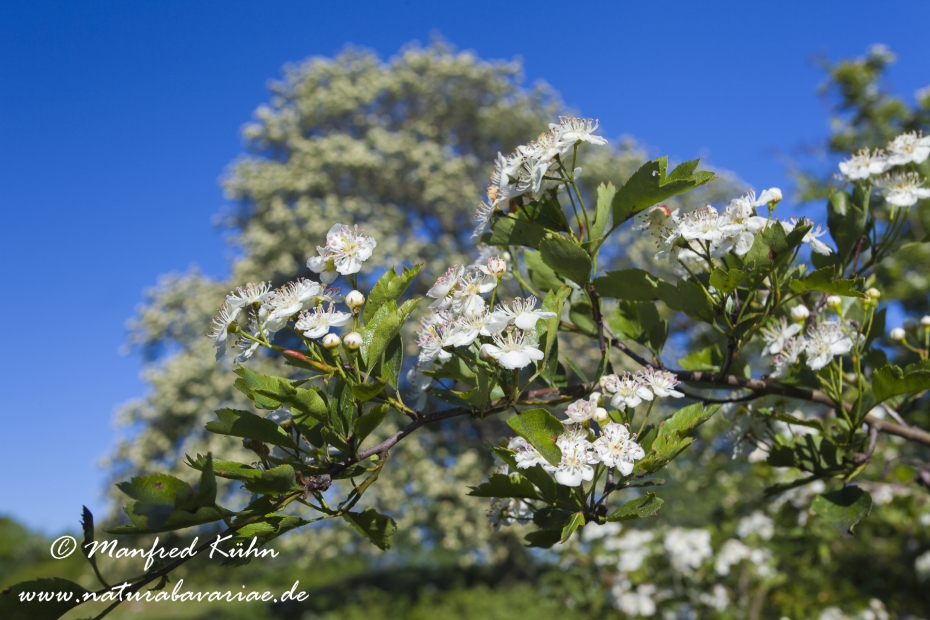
(609, 337, 930, 447)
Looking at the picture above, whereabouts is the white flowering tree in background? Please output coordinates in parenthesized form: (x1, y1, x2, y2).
(4, 43, 930, 620)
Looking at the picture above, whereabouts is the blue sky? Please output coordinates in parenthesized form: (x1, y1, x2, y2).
(2, 0, 929, 534)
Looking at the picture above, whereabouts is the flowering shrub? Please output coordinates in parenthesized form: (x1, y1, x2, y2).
(7, 116, 930, 619)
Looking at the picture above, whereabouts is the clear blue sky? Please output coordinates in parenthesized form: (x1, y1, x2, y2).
(2, 0, 929, 534)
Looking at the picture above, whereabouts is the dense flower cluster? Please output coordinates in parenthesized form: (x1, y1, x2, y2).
(598, 368, 685, 410)
(207, 222, 375, 362)
(759, 305, 857, 376)
(838, 131, 930, 207)
(510, 421, 645, 487)
(472, 116, 607, 236)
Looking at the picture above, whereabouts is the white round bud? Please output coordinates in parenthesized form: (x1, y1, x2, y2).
(485, 256, 507, 277)
(321, 333, 341, 349)
(826, 295, 842, 309)
(890, 327, 906, 342)
(343, 331, 363, 350)
(790, 305, 810, 322)
(478, 343, 495, 362)
(592, 407, 609, 423)
(345, 290, 365, 310)
(588, 391, 604, 406)
(921, 316, 930, 327)
(865, 288, 881, 300)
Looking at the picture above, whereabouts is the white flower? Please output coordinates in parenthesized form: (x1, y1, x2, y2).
(308, 223, 377, 278)
(593, 422, 644, 476)
(564, 398, 598, 423)
(632, 204, 679, 242)
(790, 305, 811, 322)
(771, 337, 807, 378)
(416, 316, 455, 363)
(839, 148, 889, 180)
(885, 131, 930, 166)
(606, 372, 654, 410)
(889, 327, 906, 341)
(639, 368, 684, 399)
(263, 279, 324, 331)
(551, 429, 599, 486)
(715, 539, 751, 576)
(510, 436, 547, 470)
(233, 317, 268, 363)
(294, 303, 352, 339)
(737, 510, 775, 540)
(873, 171, 930, 207)
(488, 496, 533, 529)
(549, 116, 608, 148)
(479, 330, 544, 370)
(488, 296, 557, 331)
(921, 316, 930, 327)
(753, 187, 783, 206)
(453, 271, 496, 317)
(610, 580, 657, 617)
(677, 205, 742, 244)
(805, 321, 854, 370)
(427, 265, 464, 308)
(478, 255, 508, 278)
(226, 282, 272, 309)
(699, 584, 730, 612)
(208, 303, 240, 360)
(915, 549, 930, 580)
(664, 528, 713, 573)
(345, 290, 365, 310)
(342, 331, 362, 350)
(780, 218, 833, 255)
(761, 316, 803, 355)
(445, 310, 497, 348)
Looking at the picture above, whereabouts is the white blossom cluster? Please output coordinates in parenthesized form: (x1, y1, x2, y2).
(838, 131, 930, 207)
(760, 310, 856, 376)
(598, 368, 685, 410)
(208, 223, 376, 362)
(472, 116, 608, 237)
(411, 254, 556, 396)
(509, 420, 645, 487)
(635, 187, 835, 264)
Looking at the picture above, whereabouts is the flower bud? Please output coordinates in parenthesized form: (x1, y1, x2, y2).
(321, 333, 341, 349)
(790, 305, 810, 322)
(345, 290, 366, 311)
(343, 331, 363, 350)
(485, 256, 507, 277)
(592, 407, 609, 423)
(478, 343, 495, 362)
(890, 327, 906, 342)
(756, 187, 783, 205)
(921, 316, 930, 327)
(588, 391, 604, 406)
(865, 288, 881, 300)
(826, 295, 842, 309)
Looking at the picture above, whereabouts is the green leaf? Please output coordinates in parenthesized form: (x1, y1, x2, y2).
(218, 514, 309, 566)
(362, 298, 420, 370)
(0, 578, 89, 620)
(468, 473, 541, 500)
(709, 267, 748, 295)
(189, 457, 298, 494)
(206, 408, 297, 448)
(381, 334, 403, 391)
(539, 235, 592, 284)
(524, 249, 564, 295)
(482, 213, 546, 248)
(812, 485, 872, 537)
(175, 452, 217, 511)
(828, 190, 868, 260)
(611, 157, 714, 225)
(743, 222, 792, 274)
(606, 492, 665, 521)
(524, 529, 562, 548)
(233, 366, 297, 410)
(116, 473, 192, 505)
(607, 300, 668, 353)
(506, 408, 564, 466)
(569, 300, 597, 336)
(540, 286, 571, 362)
(354, 403, 388, 446)
(789, 266, 864, 298)
(678, 344, 724, 372)
(593, 268, 664, 301)
(532, 507, 574, 530)
(526, 193, 570, 232)
(591, 182, 616, 239)
(343, 508, 397, 550)
(560, 511, 585, 543)
(108, 504, 228, 535)
(873, 363, 930, 403)
(350, 379, 387, 402)
(364, 264, 422, 323)
(658, 279, 716, 323)
(634, 404, 719, 475)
